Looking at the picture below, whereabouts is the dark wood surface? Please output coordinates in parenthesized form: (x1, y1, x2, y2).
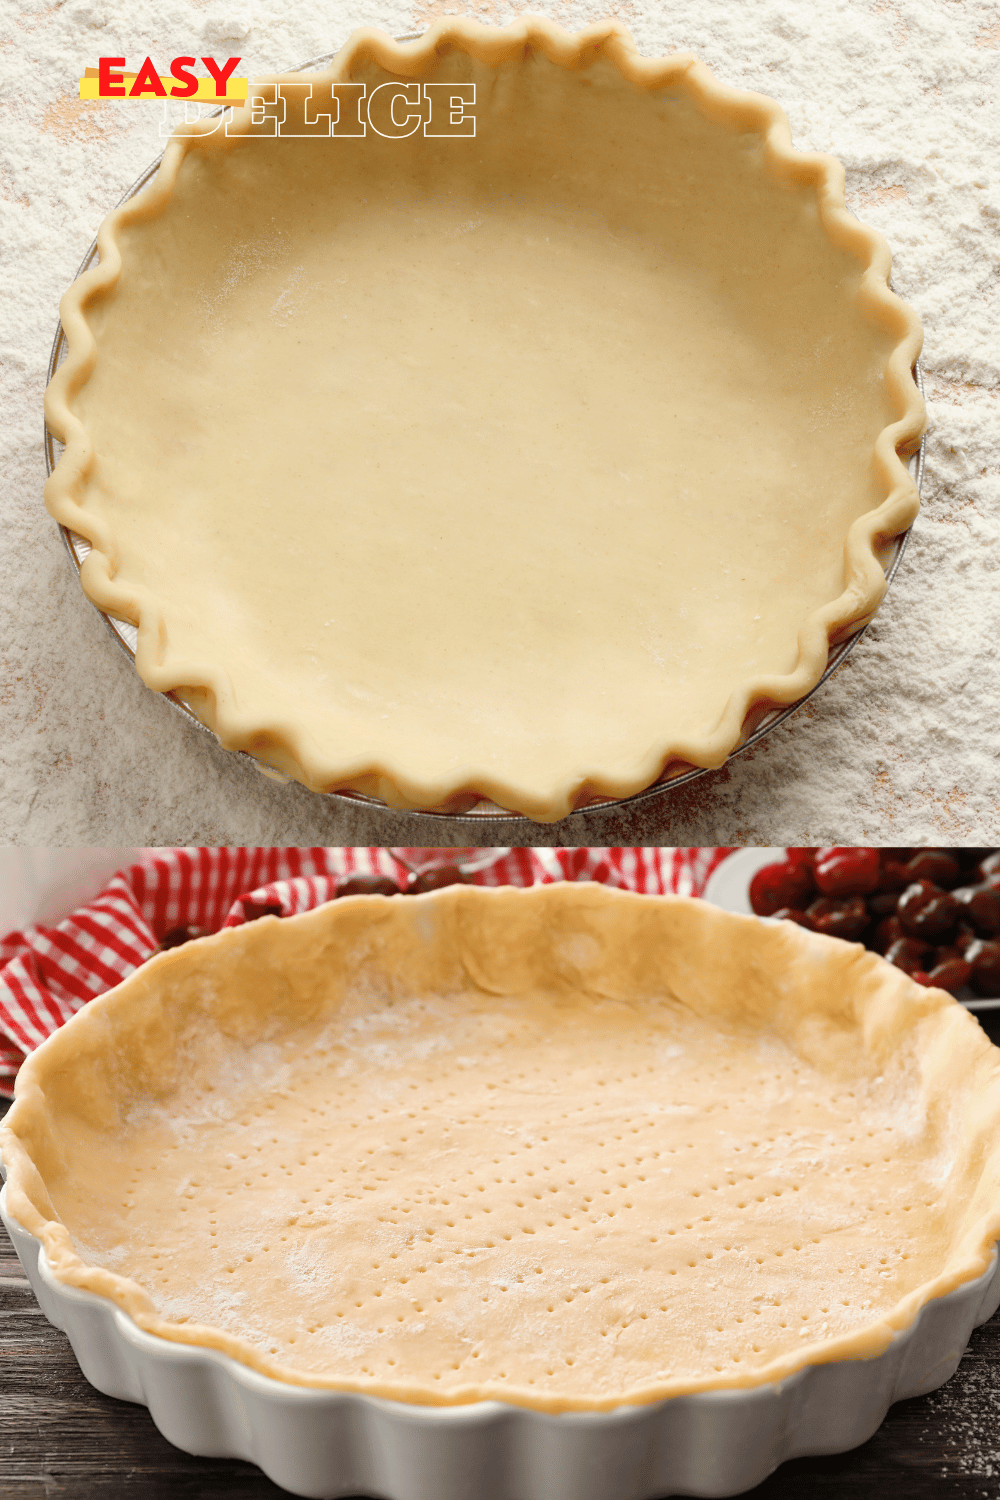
(5, 1019, 1000, 1500)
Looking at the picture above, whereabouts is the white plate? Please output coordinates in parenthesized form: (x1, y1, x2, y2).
(702, 848, 1000, 1015)
(702, 848, 785, 915)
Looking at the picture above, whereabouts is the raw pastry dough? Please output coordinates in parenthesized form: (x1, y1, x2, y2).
(43, 20, 925, 819)
(4, 887, 1000, 1412)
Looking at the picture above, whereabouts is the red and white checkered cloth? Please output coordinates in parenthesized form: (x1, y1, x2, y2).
(0, 847, 734, 1096)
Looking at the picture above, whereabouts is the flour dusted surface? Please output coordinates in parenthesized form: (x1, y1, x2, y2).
(56, 986, 950, 1403)
(2, 0, 998, 841)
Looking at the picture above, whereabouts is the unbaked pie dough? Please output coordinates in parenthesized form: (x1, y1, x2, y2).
(43, 20, 926, 819)
(4, 887, 1000, 1411)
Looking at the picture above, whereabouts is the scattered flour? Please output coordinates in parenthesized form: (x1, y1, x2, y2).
(1, 0, 998, 842)
(918, 1321, 1000, 1485)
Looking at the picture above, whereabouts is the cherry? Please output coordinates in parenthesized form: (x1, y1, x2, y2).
(238, 900, 284, 922)
(966, 940, 1000, 997)
(867, 891, 901, 919)
(875, 861, 911, 893)
(977, 853, 1000, 882)
(885, 937, 933, 976)
(749, 860, 815, 917)
(335, 874, 401, 898)
(784, 848, 817, 870)
(902, 851, 961, 888)
(406, 866, 471, 894)
(156, 924, 209, 951)
(952, 924, 979, 957)
(954, 848, 995, 871)
(926, 958, 972, 993)
(897, 881, 959, 943)
(953, 885, 1000, 937)
(872, 915, 904, 954)
(813, 848, 880, 897)
(806, 896, 869, 941)
(772, 907, 816, 931)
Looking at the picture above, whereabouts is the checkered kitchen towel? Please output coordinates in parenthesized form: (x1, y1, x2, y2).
(0, 847, 734, 1094)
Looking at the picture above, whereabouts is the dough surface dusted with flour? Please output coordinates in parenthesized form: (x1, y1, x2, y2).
(6, 886, 1000, 1411)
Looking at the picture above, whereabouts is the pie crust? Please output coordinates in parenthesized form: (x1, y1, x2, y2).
(4, 886, 999, 1414)
(44, 20, 925, 818)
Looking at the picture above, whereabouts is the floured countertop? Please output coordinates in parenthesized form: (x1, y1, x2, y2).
(1, 0, 998, 845)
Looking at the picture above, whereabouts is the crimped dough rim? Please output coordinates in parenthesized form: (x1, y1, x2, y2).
(43, 18, 927, 821)
(3, 886, 999, 1415)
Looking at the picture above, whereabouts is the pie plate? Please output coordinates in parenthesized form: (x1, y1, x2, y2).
(43, 18, 927, 822)
(47, 387, 925, 826)
(0, 1196, 996, 1500)
(3, 886, 1000, 1497)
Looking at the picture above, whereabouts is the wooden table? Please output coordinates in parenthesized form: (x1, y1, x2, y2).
(5, 1029, 1000, 1500)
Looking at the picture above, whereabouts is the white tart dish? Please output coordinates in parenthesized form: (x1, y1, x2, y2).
(3, 887, 1000, 1496)
(1, 1190, 997, 1499)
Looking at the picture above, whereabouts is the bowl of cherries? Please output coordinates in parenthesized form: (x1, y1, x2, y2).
(748, 848, 1000, 999)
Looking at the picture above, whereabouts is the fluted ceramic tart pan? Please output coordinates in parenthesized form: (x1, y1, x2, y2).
(3, 888, 1000, 1495)
(44, 19, 926, 819)
(0, 1202, 997, 1500)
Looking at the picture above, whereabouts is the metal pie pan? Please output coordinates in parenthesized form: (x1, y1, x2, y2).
(46, 68, 927, 824)
(0, 1172, 995, 1500)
